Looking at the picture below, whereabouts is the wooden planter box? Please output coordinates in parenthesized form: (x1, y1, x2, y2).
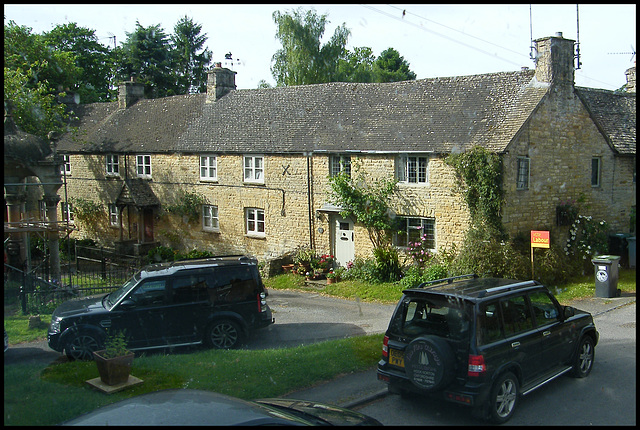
(93, 350, 135, 386)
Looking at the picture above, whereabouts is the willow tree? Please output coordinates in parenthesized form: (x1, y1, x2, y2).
(271, 7, 350, 86)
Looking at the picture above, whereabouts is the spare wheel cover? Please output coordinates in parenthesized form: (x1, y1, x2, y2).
(404, 335, 455, 391)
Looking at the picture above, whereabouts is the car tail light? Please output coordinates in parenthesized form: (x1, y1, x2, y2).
(468, 354, 486, 376)
(382, 335, 389, 358)
(257, 292, 267, 312)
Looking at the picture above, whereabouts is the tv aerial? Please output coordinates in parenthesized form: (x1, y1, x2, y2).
(608, 45, 636, 62)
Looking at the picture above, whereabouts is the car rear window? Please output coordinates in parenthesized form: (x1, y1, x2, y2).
(393, 296, 471, 340)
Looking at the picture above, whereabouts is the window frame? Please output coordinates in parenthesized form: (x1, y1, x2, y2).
(60, 155, 71, 176)
(105, 154, 120, 176)
(591, 157, 601, 187)
(61, 202, 74, 223)
(397, 154, 429, 184)
(136, 154, 152, 179)
(109, 204, 120, 227)
(516, 156, 530, 190)
(394, 217, 436, 250)
(202, 204, 220, 232)
(245, 207, 265, 237)
(200, 155, 218, 182)
(330, 154, 352, 177)
(243, 155, 264, 184)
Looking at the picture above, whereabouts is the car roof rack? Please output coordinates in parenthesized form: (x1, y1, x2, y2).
(176, 254, 250, 262)
(417, 273, 479, 289)
(477, 280, 538, 298)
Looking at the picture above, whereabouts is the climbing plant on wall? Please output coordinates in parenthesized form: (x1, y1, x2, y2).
(165, 190, 208, 223)
(445, 146, 505, 235)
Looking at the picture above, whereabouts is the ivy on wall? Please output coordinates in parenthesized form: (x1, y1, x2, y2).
(165, 190, 209, 223)
(69, 197, 104, 222)
(445, 146, 505, 235)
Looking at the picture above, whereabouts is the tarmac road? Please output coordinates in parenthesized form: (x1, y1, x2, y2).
(4, 289, 397, 364)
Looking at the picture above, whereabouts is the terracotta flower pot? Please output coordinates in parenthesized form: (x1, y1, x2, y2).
(93, 350, 135, 385)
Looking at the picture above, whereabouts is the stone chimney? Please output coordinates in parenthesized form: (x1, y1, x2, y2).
(118, 76, 145, 109)
(206, 63, 237, 103)
(533, 32, 576, 92)
(625, 64, 636, 93)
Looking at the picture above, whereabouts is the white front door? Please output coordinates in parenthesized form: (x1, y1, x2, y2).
(333, 215, 355, 267)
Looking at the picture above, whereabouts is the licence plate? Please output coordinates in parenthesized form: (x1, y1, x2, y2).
(389, 348, 405, 368)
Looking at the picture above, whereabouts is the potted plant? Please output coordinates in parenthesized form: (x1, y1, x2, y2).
(326, 267, 344, 284)
(93, 331, 135, 386)
(293, 245, 314, 272)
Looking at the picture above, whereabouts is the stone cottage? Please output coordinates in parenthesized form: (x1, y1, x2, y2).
(52, 33, 636, 267)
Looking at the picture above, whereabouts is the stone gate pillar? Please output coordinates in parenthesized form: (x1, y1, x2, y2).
(43, 194, 62, 282)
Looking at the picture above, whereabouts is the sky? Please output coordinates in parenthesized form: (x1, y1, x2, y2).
(4, 4, 637, 91)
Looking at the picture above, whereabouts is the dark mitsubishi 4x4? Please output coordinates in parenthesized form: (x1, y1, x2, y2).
(48, 256, 274, 360)
(377, 274, 599, 423)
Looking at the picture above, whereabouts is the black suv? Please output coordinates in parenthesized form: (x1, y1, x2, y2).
(377, 274, 599, 423)
(48, 255, 274, 360)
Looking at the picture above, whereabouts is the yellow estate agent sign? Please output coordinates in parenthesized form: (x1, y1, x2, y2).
(530, 230, 550, 278)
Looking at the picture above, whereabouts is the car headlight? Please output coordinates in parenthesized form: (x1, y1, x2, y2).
(49, 317, 62, 334)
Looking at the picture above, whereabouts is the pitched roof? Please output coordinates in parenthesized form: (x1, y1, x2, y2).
(178, 70, 545, 154)
(116, 179, 160, 207)
(58, 69, 551, 155)
(59, 94, 204, 153)
(575, 88, 636, 155)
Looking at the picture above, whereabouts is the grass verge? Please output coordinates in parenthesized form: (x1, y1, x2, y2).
(4, 334, 383, 426)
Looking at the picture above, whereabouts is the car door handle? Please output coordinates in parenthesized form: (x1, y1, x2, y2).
(511, 342, 520, 348)
(543, 331, 551, 336)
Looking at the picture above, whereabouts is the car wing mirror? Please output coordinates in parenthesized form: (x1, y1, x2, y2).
(118, 299, 136, 309)
(563, 306, 575, 319)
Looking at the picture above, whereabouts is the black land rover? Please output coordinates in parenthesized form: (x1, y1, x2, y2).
(48, 255, 274, 360)
(377, 274, 599, 423)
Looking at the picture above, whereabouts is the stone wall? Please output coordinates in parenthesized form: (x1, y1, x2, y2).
(59, 151, 471, 262)
(502, 90, 636, 243)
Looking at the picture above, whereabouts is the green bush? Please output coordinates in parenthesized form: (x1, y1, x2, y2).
(182, 249, 216, 260)
(373, 246, 402, 282)
(341, 258, 379, 283)
(450, 225, 529, 279)
(148, 245, 179, 262)
(533, 244, 580, 286)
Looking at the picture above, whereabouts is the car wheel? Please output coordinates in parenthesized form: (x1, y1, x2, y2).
(403, 335, 455, 391)
(206, 319, 243, 349)
(571, 336, 595, 378)
(66, 332, 102, 361)
(487, 371, 519, 424)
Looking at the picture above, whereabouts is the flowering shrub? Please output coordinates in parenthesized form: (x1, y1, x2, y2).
(314, 254, 334, 270)
(564, 215, 609, 260)
(407, 231, 433, 268)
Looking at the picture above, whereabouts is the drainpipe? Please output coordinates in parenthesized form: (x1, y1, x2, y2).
(307, 153, 314, 249)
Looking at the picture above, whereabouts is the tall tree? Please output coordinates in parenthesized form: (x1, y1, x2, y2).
(336, 46, 376, 83)
(271, 7, 350, 86)
(171, 16, 212, 94)
(42, 23, 115, 103)
(4, 20, 79, 92)
(4, 20, 77, 139)
(118, 21, 176, 98)
(372, 48, 416, 82)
